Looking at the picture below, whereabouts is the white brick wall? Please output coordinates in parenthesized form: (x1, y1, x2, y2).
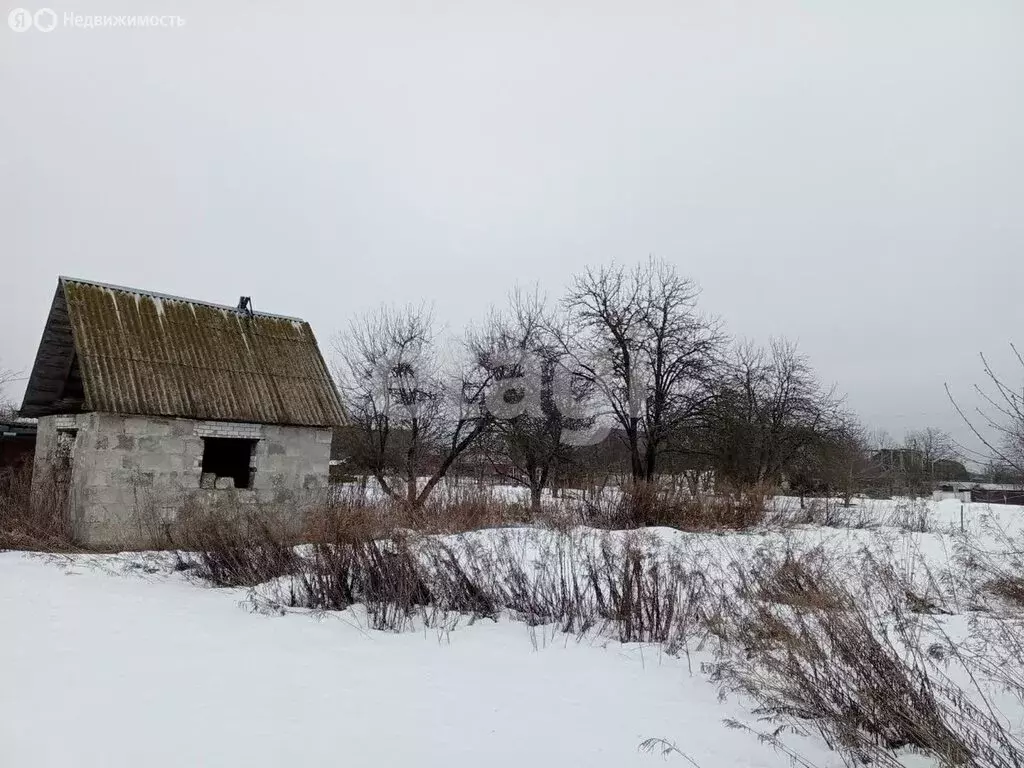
(54, 415, 79, 431)
(194, 421, 263, 440)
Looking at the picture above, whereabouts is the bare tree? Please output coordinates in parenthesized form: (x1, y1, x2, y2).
(561, 258, 723, 481)
(561, 263, 644, 478)
(469, 288, 570, 512)
(0, 362, 18, 419)
(334, 304, 492, 508)
(980, 460, 1024, 485)
(702, 339, 849, 488)
(903, 427, 963, 483)
(805, 425, 875, 506)
(948, 345, 1024, 476)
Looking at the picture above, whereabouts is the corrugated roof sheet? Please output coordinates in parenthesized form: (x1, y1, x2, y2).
(23, 277, 345, 427)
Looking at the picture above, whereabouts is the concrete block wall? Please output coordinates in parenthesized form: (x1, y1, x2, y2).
(33, 413, 90, 540)
(33, 413, 332, 549)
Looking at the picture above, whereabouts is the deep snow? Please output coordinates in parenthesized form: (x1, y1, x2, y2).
(5, 494, 1024, 768)
(0, 551, 840, 768)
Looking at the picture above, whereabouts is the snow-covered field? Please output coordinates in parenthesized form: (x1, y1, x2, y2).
(4, 495, 1024, 768)
(0, 551, 842, 768)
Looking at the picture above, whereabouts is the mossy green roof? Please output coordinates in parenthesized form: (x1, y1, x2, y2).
(22, 278, 345, 427)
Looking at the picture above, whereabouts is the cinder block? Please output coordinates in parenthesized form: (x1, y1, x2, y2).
(137, 436, 163, 452)
(139, 420, 172, 437)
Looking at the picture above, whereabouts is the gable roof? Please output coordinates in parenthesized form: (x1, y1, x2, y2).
(20, 277, 346, 427)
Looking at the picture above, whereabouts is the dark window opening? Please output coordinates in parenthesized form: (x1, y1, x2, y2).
(201, 438, 256, 490)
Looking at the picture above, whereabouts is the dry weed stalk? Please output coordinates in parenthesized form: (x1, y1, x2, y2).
(708, 545, 1024, 768)
(0, 463, 75, 551)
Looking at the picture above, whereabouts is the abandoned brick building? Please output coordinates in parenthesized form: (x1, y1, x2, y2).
(20, 277, 346, 548)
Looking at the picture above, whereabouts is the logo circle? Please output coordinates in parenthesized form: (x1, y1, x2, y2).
(34, 8, 56, 31)
(8, 8, 33, 31)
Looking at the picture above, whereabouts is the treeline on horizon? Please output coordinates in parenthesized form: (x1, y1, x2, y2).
(329, 257, 1022, 511)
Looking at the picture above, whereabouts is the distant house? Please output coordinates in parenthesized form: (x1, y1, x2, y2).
(871, 448, 969, 482)
(873, 448, 923, 473)
(19, 277, 346, 548)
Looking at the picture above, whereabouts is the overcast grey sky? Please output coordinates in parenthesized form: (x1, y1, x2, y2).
(2, 1, 1023, 456)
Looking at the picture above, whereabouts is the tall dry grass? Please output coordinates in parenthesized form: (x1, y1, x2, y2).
(0, 462, 74, 551)
(579, 480, 771, 531)
(133, 483, 1024, 767)
(172, 507, 298, 587)
(706, 546, 1024, 768)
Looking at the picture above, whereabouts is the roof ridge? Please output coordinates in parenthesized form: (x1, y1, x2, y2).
(58, 276, 307, 323)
